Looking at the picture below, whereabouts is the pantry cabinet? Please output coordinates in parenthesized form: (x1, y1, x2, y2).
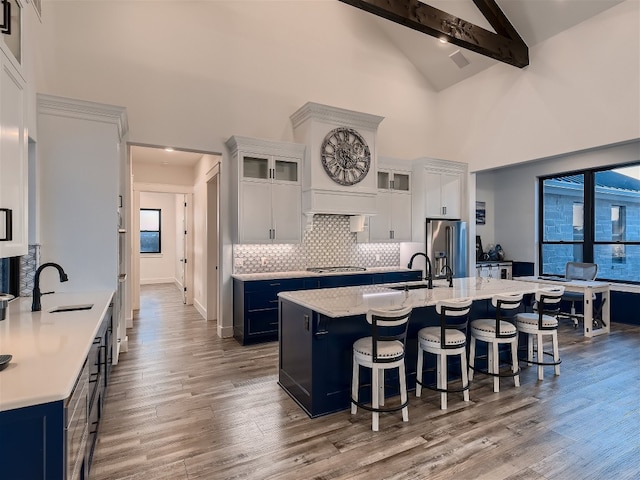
(0, 49, 27, 258)
(411, 158, 467, 243)
(424, 170, 461, 219)
(227, 136, 305, 244)
(368, 162, 412, 242)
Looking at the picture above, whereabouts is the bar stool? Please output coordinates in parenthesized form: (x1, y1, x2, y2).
(469, 293, 523, 393)
(351, 305, 412, 431)
(416, 298, 472, 410)
(516, 286, 565, 380)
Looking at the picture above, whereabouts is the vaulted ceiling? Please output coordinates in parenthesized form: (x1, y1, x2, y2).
(360, 0, 625, 91)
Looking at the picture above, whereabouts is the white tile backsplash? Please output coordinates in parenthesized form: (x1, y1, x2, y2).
(233, 215, 400, 273)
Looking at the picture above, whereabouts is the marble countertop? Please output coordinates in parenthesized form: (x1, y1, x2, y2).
(232, 266, 420, 281)
(278, 277, 544, 318)
(0, 291, 114, 411)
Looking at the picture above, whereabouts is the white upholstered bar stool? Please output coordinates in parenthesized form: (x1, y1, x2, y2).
(416, 298, 472, 410)
(469, 293, 523, 393)
(351, 305, 412, 431)
(516, 286, 565, 380)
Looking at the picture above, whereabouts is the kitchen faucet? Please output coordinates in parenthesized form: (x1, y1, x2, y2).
(407, 252, 433, 289)
(32, 263, 69, 312)
(441, 265, 454, 287)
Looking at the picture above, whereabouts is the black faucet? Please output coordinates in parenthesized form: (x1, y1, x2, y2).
(32, 263, 69, 312)
(407, 252, 433, 289)
(441, 265, 454, 287)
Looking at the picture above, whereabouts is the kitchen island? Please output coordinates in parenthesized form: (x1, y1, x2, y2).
(0, 291, 114, 480)
(278, 277, 543, 418)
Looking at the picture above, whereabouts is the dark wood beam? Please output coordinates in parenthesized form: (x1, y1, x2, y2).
(338, 0, 529, 68)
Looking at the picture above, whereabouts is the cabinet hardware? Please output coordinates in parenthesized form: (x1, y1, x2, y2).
(0, 1, 11, 35)
(0, 208, 12, 241)
(304, 315, 309, 331)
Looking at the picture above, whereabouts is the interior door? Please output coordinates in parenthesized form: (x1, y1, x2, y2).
(181, 195, 188, 304)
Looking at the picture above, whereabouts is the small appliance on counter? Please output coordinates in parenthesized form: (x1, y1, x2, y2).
(0, 293, 14, 321)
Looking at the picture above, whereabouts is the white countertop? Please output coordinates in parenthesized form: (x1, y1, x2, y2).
(0, 291, 114, 411)
(232, 266, 420, 281)
(278, 277, 543, 318)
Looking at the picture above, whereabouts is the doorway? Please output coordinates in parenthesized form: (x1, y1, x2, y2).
(129, 144, 220, 324)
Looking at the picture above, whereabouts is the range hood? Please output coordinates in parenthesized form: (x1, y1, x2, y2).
(290, 102, 384, 227)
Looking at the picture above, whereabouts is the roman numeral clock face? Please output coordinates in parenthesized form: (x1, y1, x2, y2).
(320, 127, 371, 186)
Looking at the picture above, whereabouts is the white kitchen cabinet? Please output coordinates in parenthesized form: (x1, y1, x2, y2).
(227, 136, 305, 244)
(424, 170, 461, 219)
(411, 158, 467, 243)
(368, 166, 412, 242)
(0, 49, 27, 258)
(37, 94, 128, 366)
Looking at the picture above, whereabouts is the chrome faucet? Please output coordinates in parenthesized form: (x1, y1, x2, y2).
(441, 265, 454, 287)
(32, 263, 69, 312)
(407, 252, 433, 289)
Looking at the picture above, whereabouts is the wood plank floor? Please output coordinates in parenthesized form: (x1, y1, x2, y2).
(91, 283, 640, 480)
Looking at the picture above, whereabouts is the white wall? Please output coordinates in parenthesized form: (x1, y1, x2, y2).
(475, 173, 496, 251)
(191, 155, 220, 321)
(435, 1, 640, 171)
(35, 1, 438, 159)
(139, 192, 177, 284)
(479, 140, 640, 265)
(132, 163, 195, 186)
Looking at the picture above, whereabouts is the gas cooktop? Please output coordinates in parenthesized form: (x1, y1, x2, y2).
(306, 266, 367, 274)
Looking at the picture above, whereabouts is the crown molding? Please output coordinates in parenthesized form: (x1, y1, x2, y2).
(37, 94, 129, 142)
(290, 102, 384, 132)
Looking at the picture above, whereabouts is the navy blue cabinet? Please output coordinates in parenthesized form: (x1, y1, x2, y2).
(234, 270, 422, 345)
(234, 278, 305, 345)
(0, 309, 112, 480)
(374, 271, 422, 284)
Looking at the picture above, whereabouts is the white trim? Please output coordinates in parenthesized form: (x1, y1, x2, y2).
(193, 297, 206, 319)
(290, 102, 384, 131)
(134, 182, 194, 194)
(611, 283, 640, 294)
(140, 277, 175, 285)
(36, 94, 129, 142)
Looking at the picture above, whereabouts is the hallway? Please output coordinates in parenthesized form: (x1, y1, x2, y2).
(91, 284, 640, 479)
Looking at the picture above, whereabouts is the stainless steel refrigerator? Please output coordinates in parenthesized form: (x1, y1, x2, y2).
(426, 219, 468, 279)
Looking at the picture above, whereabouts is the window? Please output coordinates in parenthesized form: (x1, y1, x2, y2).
(539, 163, 640, 283)
(611, 206, 626, 263)
(140, 208, 161, 253)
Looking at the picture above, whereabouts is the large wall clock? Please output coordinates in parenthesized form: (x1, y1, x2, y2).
(320, 127, 371, 186)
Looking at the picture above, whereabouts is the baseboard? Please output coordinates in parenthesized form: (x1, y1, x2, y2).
(140, 277, 175, 285)
(218, 324, 234, 338)
(193, 298, 206, 319)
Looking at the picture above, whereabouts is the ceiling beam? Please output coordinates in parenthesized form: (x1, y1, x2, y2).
(338, 0, 529, 68)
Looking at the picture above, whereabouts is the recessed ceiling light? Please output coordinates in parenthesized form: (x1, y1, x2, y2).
(439, 37, 448, 44)
(164, 147, 174, 152)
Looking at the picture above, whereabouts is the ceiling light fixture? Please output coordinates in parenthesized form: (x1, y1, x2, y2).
(164, 147, 174, 152)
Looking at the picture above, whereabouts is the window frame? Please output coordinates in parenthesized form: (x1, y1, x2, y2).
(538, 162, 640, 284)
(139, 208, 162, 254)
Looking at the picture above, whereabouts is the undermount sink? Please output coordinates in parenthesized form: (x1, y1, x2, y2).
(389, 284, 446, 291)
(49, 303, 94, 313)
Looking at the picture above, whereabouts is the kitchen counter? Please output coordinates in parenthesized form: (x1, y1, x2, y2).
(278, 277, 540, 318)
(278, 277, 544, 417)
(0, 290, 114, 411)
(232, 266, 420, 281)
